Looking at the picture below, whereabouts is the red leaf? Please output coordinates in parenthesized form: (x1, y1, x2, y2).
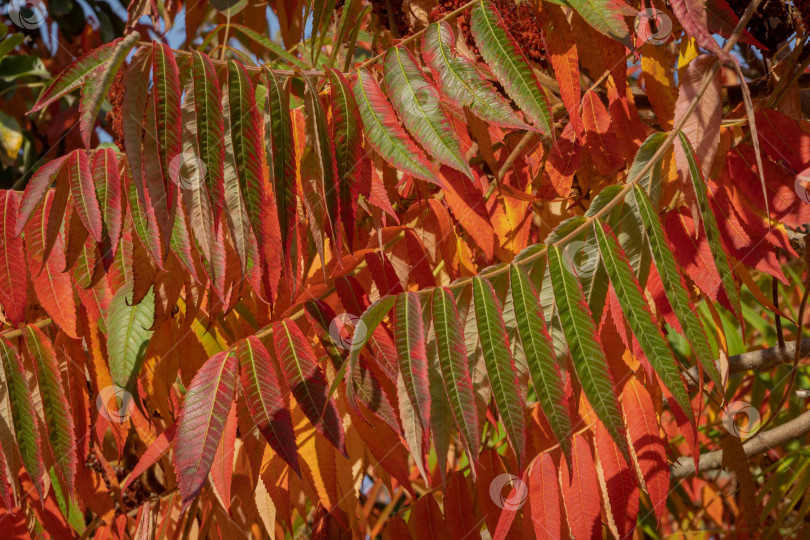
(16, 155, 68, 236)
(621, 378, 669, 524)
(663, 208, 731, 311)
(670, 0, 730, 60)
(175, 350, 239, 512)
(365, 252, 404, 296)
(122, 422, 177, 492)
(209, 402, 237, 511)
(540, 5, 583, 139)
(439, 167, 496, 260)
(444, 471, 481, 540)
(560, 434, 601, 540)
(0, 191, 27, 325)
(582, 90, 623, 175)
(68, 149, 103, 242)
(729, 143, 810, 229)
(273, 319, 347, 456)
(407, 494, 450, 540)
(674, 55, 722, 217)
(595, 421, 639, 539)
(541, 123, 580, 200)
(348, 400, 414, 497)
(708, 177, 786, 283)
(25, 191, 79, 338)
(528, 452, 561, 540)
(236, 336, 300, 474)
(755, 109, 810, 173)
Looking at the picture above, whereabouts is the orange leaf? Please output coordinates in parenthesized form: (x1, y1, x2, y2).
(528, 452, 562, 540)
(622, 378, 669, 524)
(594, 421, 639, 539)
(560, 434, 601, 540)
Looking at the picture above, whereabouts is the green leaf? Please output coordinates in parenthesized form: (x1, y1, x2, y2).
(191, 51, 225, 228)
(431, 287, 480, 463)
(263, 68, 297, 259)
(221, 88, 252, 273)
(677, 131, 742, 319)
(107, 283, 155, 394)
(352, 69, 436, 184)
(227, 60, 267, 247)
(509, 264, 572, 462)
(593, 220, 693, 422)
(565, 0, 631, 44)
(22, 325, 77, 495)
(384, 46, 472, 179)
(470, 0, 553, 134)
(471, 276, 526, 468)
(631, 184, 722, 390)
(0, 336, 46, 500)
(326, 68, 364, 247)
(422, 22, 531, 131)
(547, 245, 628, 458)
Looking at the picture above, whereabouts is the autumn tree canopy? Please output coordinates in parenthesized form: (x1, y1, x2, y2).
(1, 0, 810, 537)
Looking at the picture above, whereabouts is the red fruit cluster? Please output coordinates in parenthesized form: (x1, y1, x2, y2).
(431, 0, 548, 67)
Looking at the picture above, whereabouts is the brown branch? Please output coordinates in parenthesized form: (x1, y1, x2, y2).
(684, 339, 810, 391)
(671, 409, 810, 479)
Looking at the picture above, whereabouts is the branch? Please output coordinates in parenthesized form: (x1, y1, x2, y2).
(684, 339, 810, 391)
(671, 409, 810, 479)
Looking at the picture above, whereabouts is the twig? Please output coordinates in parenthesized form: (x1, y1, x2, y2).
(671, 409, 810, 479)
(684, 339, 810, 391)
